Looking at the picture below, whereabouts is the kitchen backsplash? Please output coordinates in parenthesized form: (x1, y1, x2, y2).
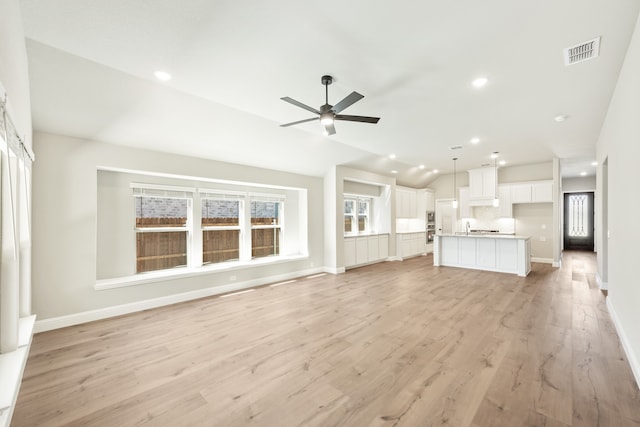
(462, 206, 516, 234)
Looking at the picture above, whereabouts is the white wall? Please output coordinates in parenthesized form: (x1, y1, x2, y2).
(324, 166, 395, 271)
(596, 12, 640, 384)
(32, 132, 324, 321)
(562, 176, 596, 192)
(513, 204, 553, 261)
(0, 0, 31, 149)
(499, 162, 552, 183)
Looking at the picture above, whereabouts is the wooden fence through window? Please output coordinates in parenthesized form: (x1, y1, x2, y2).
(136, 217, 279, 273)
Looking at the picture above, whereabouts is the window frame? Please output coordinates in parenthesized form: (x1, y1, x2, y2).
(200, 191, 244, 265)
(344, 194, 371, 235)
(130, 184, 288, 274)
(249, 194, 285, 259)
(132, 185, 194, 273)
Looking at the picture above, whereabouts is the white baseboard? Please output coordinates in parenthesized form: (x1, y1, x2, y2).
(596, 273, 608, 290)
(606, 296, 640, 389)
(34, 267, 324, 333)
(324, 266, 345, 275)
(552, 259, 562, 268)
(531, 257, 553, 264)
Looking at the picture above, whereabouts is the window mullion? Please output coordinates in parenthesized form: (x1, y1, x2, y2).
(191, 196, 202, 267)
(240, 198, 251, 261)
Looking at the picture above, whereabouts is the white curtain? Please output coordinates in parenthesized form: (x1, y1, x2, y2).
(0, 97, 33, 354)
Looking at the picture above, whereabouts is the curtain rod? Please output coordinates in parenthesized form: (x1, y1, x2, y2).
(1, 93, 35, 162)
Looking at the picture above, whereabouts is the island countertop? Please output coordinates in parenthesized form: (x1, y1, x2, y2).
(438, 233, 531, 240)
(434, 234, 531, 276)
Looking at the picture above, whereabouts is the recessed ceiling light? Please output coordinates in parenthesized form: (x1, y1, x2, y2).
(470, 137, 480, 144)
(580, 171, 587, 176)
(433, 169, 439, 174)
(591, 161, 598, 166)
(154, 70, 172, 81)
(472, 77, 488, 88)
(418, 164, 425, 170)
(499, 160, 506, 166)
(389, 154, 396, 159)
(554, 114, 568, 122)
(391, 170, 398, 174)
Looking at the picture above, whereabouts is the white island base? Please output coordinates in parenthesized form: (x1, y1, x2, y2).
(434, 234, 531, 277)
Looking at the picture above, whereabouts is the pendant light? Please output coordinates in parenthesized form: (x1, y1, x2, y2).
(492, 152, 500, 207)
(452, 157, 458, 209)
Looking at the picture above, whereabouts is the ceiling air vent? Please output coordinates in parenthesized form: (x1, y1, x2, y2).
(449, 145, 463, 150)
(564, 37, 600, 66)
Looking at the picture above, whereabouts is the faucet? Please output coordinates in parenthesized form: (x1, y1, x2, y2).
(465, 221, 471, 235)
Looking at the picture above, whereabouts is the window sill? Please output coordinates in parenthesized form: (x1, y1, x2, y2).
(95, 254, 308, 291)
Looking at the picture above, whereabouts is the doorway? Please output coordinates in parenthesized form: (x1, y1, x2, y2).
(563, 192, 594, 251)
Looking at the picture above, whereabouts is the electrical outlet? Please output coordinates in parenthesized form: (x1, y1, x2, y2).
(230, 275, 236, 281)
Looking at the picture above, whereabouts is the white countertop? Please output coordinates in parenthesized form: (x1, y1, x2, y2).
(437, 233, 530, 240)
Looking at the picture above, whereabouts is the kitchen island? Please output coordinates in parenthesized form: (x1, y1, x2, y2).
(434, 234, 531, 276)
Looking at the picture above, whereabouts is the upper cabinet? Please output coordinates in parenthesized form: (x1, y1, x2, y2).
(510, 180, 553, 204)
(468, 167, 496, 202)
(425, 189, 435, 212)
(531, 181, 553, 202)
(396, 186, 417, 218)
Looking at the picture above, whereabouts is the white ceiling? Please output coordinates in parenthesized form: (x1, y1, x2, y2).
(19, 0, 640, 186)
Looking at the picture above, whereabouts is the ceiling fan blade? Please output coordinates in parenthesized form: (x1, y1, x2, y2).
(331, 91, 364, 113)
(280, 117, 319, 127)
(280, 97, 320, 115)
(335, 114, 380, 124)
(323, 122, 336, 135)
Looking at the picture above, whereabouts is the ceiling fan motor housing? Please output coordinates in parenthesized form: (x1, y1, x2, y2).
(321, 75, 333, 85)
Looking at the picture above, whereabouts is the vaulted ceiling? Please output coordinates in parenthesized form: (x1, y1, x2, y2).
(19, 0, 640, 186)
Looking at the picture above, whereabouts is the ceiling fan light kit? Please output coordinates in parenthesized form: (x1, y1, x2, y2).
(280, 75, 380, 136)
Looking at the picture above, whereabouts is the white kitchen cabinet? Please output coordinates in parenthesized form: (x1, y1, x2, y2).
(378, 234, 389, 259)
(396, 232, 427, 260)
(510, 181, 553, 204)
(356, 237, 369, 265)
(458, 187, 471, 219)
(468, 167, 496, 201)
(344, 234, 390, 268)
(425, 189, 435, 212)
(344, 238, 356, 267)
(498, 185, 513, 217)
(531, 181, 553, 202)
(367, 235, 379, 261)
(511, 184, 532, 203)
(396, 186, 418, 218)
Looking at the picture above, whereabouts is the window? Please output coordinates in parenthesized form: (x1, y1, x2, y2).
(130, 185, 288, 274)
(568, 194, 589, 237)
(250, 197, 283, 258)
(201, 194, 241, 264)
(135, 195, 189, 273)
(344, 199, 356, 233)
(357, 199, 370, 232)
(344, 196, 371, 234)
(134, 189, 191, 273)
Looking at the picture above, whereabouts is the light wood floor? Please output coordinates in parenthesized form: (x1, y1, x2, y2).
(13, 251, 640, 426)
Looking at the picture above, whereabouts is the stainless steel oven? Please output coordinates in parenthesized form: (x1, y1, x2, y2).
(426, 211, 435, 243)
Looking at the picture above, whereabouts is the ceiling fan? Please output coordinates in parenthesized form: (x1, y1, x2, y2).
(280, 75, 380, 136)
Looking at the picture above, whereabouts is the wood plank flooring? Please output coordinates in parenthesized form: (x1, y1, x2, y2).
(12, 251, 640, 426)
